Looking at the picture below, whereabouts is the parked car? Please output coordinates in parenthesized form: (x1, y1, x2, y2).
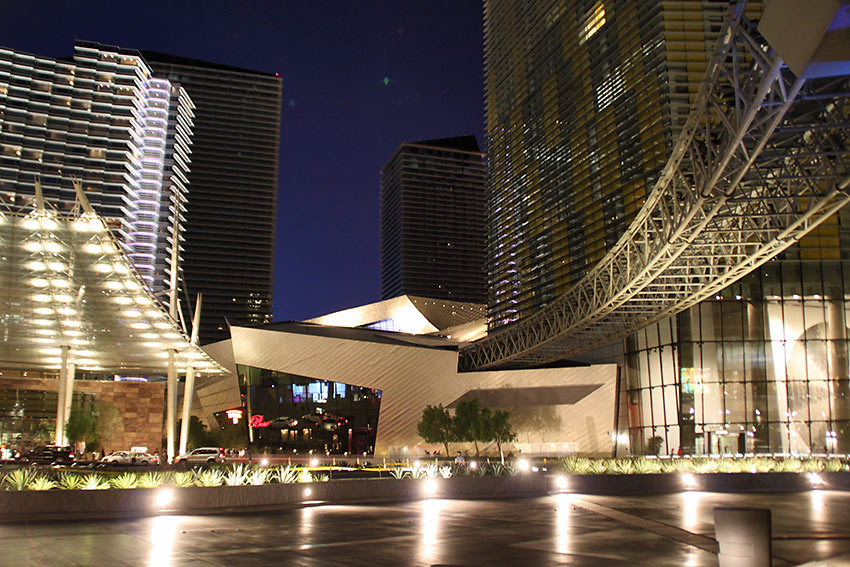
(101, 451, 155, 466)
(173, 447, 226, 467)
(268, 416, 299, 429)
(20, 445, 75, 466)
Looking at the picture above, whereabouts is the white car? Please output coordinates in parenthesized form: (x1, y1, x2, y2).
(101, 451, 155, 465)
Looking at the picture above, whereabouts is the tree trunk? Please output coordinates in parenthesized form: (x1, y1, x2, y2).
(496, 440, 503, 464)
(443, 442, 449, 456)
(474, 440, 479, 457)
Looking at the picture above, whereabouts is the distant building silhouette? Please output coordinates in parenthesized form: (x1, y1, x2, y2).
(380, 136, 487, 304)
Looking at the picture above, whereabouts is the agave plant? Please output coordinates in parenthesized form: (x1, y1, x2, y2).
(491, 462, 506, 477)
(277, 465, 300, 484)
(439, 466, 453, 479)
(824, 459, 843, 472)
(613, 459, 634, 475)
(561, 456, 592, 474)
(388, 467, 408, 480)
(224, 463, 250, 486)
(314, 474, 329, 482)
(801, 459, 825, 472)
(297, 468, 314, 484)
(82, 474, 111, 490)
(588, 460, 607, 475)
(28, 475, 57, 491)
(247, 467, 271, 486)
(2, 468, 37, 491)
(170, 471, 195, 488)
(111, 472, 139, 489)
(423, 464, 439, 479)
(410, 466, 426, 479)
(138, 472, 166, 488)
(632, 458, 663, 474)
(773, 458, 804, 473)
(58, 472, 85, 490)
(194, 468, 224, 487)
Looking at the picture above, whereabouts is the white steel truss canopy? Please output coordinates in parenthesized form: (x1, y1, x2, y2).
(460, 2, 850, 371)
(0, 204, 227, 376)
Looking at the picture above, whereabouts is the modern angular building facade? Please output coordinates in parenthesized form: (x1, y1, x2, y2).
(0, 41, 194, 296)
(484, 1, 850, 455)
(142, 52, 282, 345)
(381, 136, 487, 304)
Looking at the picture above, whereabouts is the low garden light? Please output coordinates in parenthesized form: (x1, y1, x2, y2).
(808, 472, 825, 487)
(518, 459, 530, 472)
(469, 460, 477, 470)
(423, 478, 438, 497)
(310, 458, 319, 467)
(154, 488, 174, 508)
(260, 457, 269, 467)
(303, 487, 312, 498)
(555, 476, 568, 491)
(681, 473, 698, 489)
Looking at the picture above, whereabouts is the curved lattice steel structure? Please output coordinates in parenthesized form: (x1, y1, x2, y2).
(461, 3, 850, 371)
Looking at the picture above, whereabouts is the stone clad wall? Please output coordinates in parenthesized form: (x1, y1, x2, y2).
(0, 377, 165, 452)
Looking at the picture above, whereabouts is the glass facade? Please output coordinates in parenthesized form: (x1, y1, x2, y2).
(238, 365, 381, 455)
(0, 388, 95, 448)
(625, 257, 850, 456)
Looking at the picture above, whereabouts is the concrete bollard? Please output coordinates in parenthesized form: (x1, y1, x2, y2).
(714, 507, 772, 567)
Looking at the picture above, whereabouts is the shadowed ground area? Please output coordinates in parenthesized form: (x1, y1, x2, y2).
(2, 491, 850, 566)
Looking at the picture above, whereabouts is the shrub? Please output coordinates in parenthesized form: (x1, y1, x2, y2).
(224, 464, 249, 486)
(801, 459, 824, 472)
(824, 459, 843, 472)
(247, 468, 271, 486)
(3, 468, 36, 491)
(613, 459, 634, 475)
(58, 472, 85, 490)
(170, 471, 195, 488)
(194, 469, 224, 487)
(389, 467, 408, 480)
(297, 469, 314, 483)
(632, 458, 662, 474)
(82, 474, 111, 490)
(773, 458, 803, 473)
(138, 472, 166, 488)
(28, 475, 57, 491)
(111, 473, 139, 489)
(277, 465, 300, 484)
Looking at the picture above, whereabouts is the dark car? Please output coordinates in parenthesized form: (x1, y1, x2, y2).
(21, 445, 75, 466)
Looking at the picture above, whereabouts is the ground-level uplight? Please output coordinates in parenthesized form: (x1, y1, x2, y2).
(260, 457, 269, 467)
(423, 478, 438, 497)
(808, 472, 825, 487)
(554, 475, 568, 491)
(154, 488, 174, 508)
(310, 458, 319, 467)
(681, 473, 698, 489)
(303, 487, 312, 498)
(518, 459, 530, 472)
(469, 460, 477, 470)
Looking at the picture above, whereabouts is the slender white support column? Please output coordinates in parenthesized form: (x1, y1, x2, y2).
(179, 367, 196, 456)
(178, 294, 203, 456)
(62, 362, 76, 441)
(54, 345, 70, 446)
(166, 349, 177, 462)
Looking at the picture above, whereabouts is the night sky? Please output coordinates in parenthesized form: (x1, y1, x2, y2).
(2, 1, 486, 322)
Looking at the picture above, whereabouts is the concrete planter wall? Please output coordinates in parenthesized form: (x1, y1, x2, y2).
(0, 474, 548, 523)
(557, 471, 850, 495)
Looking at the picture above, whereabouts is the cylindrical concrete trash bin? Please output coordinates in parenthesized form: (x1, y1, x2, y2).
(714, 507, 772, 567)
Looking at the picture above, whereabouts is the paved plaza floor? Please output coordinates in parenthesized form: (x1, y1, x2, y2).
(2, 491, 850, 566)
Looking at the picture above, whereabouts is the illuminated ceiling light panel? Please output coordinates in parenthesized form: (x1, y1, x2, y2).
(24, 241, 43, 252)
(57, 306, 76, 315)
(143, 341, 162, 348)
(33, 319, 53, 326)
(33, 307, 54, 315)
(35, 329, 57, 336)
(22, 219, 40, 230)
(84, 242, 102, 254)
(94, 263, 112, 273)
(124, 281, 140, 291)
(135, 296, 152, 305)
(39, 219, 58, 230)
(51, 279, 70, 288)
(113, 263, 129, 274)
(62, 330, 83, 337)
(105, 281, 123, 290)
(32, 337, 55, 344)
(114, 296, 133, 305)
(130, 322, 150, 329)
(145, 309, 163, 319)
(48, 261, 65, 271)
(153, 321, 171, 329)
(27, 261, 46, 271)
(30, 278, 49, 288)
(43, 242, 62, 253)
(54, 294, 73, 303)
(123, 309, 142, 318)
(139, 332, 159, 339)
(40, 348, 62, 355)
(61, 320, 81, 327)
(32, 294, 51, 302)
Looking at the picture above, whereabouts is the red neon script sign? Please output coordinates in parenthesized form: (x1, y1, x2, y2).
(249, 414, 270, 428)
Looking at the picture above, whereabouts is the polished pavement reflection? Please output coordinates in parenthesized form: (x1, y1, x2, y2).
(2, 491, 850, 566)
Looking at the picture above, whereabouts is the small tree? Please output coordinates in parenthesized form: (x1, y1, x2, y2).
(417, 404, 454, 455)
(94, 402, 123, 453)
(454, 399, 490, 457)
(647, 435, 664, 456)
(488, 409, 517, 463)
(65, 404, 96, 450)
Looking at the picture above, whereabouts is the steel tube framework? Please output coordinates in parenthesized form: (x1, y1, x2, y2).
(460, 4, 850, 371)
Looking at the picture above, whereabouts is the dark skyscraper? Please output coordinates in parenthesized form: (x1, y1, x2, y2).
(142, 52, 282, 344)
(380, 135, 487, 304)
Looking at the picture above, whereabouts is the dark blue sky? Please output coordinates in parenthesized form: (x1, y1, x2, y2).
(2, 1, 486, 321)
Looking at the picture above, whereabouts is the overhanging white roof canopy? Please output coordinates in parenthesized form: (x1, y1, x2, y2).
(0, 207, 227, 376)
